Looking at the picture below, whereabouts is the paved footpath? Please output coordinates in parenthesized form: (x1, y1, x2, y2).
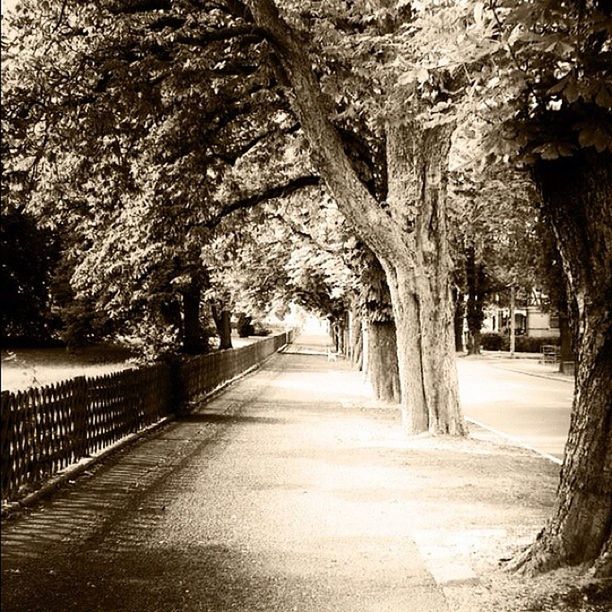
(1, 339, 559, 612)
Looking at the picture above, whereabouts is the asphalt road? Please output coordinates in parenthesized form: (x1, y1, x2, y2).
(456, 357, 573, 461)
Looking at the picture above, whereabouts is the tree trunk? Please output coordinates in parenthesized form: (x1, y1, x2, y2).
(453, 287, 465, 352)
(361, 320, 369, 375)
(337, 313, 348, 357)
(382, 119, 466, 435)
(558, 313, 574, 373)
(510, 151, 611, 575)
(211, 305, 233, 350)
(384, 262, 465, 434)
(465, 245, 486, 355)
(181, 278, 207, 354)
(368, 321, 401, 403)
(350, 304, 363, 368)
(509, 285, 516, 356)
(353, 328, 363, 370)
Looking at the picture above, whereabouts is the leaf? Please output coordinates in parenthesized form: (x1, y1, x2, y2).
(534, 143, 560, 160)
(547, 74, 570, 95)
(595, 85, 612, 109)
(416, 67, 429, 84)
(563, 77, 579, 104)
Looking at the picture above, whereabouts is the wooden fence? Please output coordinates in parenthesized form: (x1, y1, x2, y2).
(1, 331, 292, 502)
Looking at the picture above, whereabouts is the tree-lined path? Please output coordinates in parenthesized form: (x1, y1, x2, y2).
(1, 333, 561, 612)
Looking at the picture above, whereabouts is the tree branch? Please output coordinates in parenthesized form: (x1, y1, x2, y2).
(175, 25, 266, 47)
(246, 0, 400, 259)
(204, 175, 320, 230)
(212, 122, 300, 165)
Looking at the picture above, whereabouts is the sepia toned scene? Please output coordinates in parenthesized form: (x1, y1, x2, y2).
(1, 1, 610, 611)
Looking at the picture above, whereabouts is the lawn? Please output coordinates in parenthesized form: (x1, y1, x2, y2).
(1, 345, 136, 392)
(1, 335, 264, 393)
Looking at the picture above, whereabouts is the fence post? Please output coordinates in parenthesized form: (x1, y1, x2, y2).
(1, 391, 14, 499)
(72, 376, 88, 459)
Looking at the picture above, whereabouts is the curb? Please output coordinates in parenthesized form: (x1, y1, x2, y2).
(492, 365, 574, 384)
(1, 345, 288, 522)
(466, 417, 563, 465)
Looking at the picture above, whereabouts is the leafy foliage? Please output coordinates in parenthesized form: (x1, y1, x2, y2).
(0, 206, 60, 342)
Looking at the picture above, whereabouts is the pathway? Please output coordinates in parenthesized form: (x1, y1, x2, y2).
(1, 336, 560, 611)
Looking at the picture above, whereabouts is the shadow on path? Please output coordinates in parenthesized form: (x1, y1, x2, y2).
(1, 336, 561, 612)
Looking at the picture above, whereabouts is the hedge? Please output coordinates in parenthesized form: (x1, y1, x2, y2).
(480, 332, 560, 353)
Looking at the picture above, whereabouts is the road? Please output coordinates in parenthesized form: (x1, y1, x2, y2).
(290, 332, 574, 462)
(456, 357, 573, 461)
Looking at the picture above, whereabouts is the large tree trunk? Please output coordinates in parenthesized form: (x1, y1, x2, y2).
(382, 119, 466, 435)
(368, 321, 401, 403)
(248, 0, 465, 435)
(511, 152, 611, 575)
(360, 250, 400, 395)
(181, 278, 207, 354)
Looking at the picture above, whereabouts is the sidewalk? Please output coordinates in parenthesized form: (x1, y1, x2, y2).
(0, 342, 589, 611)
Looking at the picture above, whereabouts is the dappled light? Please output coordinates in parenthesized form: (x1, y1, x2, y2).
(2, 0, 610, 608)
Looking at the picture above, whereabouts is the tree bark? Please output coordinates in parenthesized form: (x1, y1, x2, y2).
(211, 305, 233, 350)
(510, 151, 611, 575)
(368, 321, 401, 403)
(349, 303, 363, 368)
(247, 0, 465, 435)
(453, 287, 465, 352)
(382, 119, 466, 435)
(465, 245, 486, 355)
(509, 285, 516, 356)
(558, 313, 574, 373)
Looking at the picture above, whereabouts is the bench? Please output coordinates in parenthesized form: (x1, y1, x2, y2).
(539, 345, 559, 365)
(327, 348, 339, 362)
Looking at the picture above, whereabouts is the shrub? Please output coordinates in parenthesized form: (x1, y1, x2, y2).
(251, 322, 271, 337)
(481, 332, 506, 351)
(481, 332, 560, 353)
(515, 335, 560, 353)
(237, 315, 254, 337)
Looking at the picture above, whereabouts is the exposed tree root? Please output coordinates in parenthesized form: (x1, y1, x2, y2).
(506, 530, 612, 580)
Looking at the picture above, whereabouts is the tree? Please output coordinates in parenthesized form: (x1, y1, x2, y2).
(358, 248, 400, 403)
(1, 0, 317, 357)
(450, 156, 542, 355)
(0, 205, 59, 342)
(490, 0, 612, 576)
(245, 0, 466, 434)
(402, 0, 610, 572)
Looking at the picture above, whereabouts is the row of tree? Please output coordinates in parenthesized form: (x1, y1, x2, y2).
(2, 0, 610, 578)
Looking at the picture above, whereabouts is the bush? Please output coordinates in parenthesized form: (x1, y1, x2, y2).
(251, 322, 271, 337)
(237, 315, 254, 337)
(481, 332, 506, 351)
(480, 332, 560, 353)
(515, 335, 560, 353)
